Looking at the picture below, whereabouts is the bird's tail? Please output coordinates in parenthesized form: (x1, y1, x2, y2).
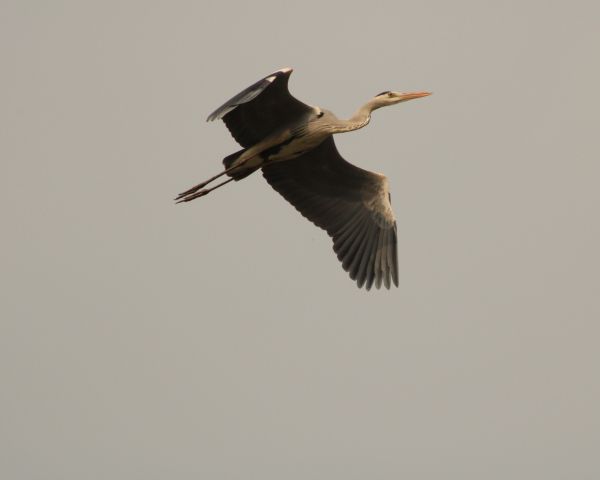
(223, 149, 260, 181)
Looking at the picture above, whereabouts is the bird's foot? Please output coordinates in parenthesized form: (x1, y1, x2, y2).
(175, 177, 234, 203)
(175, 188, 211, 203)
(175, 180, 211, 200)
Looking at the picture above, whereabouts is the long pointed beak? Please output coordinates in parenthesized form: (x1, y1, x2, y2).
(399, 91, 432, 101)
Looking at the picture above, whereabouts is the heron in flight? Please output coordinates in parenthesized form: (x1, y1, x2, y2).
(176, 67, 430, 290)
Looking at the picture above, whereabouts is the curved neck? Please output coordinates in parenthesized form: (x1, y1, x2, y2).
(334, 97, 381, 133)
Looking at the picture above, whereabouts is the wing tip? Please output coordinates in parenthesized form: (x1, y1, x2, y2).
(206, 67, 295, 122)
(265, 67, 293, 84)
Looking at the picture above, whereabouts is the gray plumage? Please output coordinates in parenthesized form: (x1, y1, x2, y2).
(176, 68, 430, 290)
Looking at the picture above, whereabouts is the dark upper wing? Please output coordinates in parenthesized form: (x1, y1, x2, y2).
(262, 136, 399, 290)
(207, 68, 313, 148)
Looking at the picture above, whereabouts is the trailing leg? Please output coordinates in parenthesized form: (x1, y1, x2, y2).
(175, 177, 235, 203)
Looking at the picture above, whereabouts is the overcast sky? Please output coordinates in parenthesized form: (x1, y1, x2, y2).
(2, 1, 599, 479)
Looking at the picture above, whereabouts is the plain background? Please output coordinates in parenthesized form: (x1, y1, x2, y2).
(2, 1, 599, 479)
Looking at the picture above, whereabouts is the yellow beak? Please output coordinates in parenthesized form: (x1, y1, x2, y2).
(399, 91, 432, 101)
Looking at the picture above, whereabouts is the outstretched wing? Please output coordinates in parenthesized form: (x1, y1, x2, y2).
(207, 67, 313, 148)
(262, 136, 399, 290)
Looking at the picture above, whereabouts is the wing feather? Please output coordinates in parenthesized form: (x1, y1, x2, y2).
(374, 229, 385, 289)
(363, 229, 379, 290)
(207, 68, 312, 148)
(355, 223, 378, 288)
(262, 136, 399, 289)
(382, 228, 392, 289)
(341, 213, 372, 271)
(348, 222, 375, 280)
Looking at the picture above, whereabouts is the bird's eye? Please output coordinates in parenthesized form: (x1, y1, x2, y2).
(317, 111, 324, 118)
(387, 92, 394, 98)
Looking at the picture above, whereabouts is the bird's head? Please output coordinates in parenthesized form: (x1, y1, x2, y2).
(372, 90, 431, 109)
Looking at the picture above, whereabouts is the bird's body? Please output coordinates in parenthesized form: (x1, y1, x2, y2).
(223, 110, 330, 175)
(177, 67, 430, 290)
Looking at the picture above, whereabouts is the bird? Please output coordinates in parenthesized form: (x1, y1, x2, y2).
(176, 67, 430, 290)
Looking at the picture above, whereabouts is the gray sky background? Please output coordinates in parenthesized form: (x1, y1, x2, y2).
(2, 1, 599, 479)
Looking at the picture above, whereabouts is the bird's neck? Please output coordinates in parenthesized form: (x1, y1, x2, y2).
(336, 98, 380, 133)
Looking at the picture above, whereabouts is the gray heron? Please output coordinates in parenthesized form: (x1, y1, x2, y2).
(176, 67, 430, 290)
